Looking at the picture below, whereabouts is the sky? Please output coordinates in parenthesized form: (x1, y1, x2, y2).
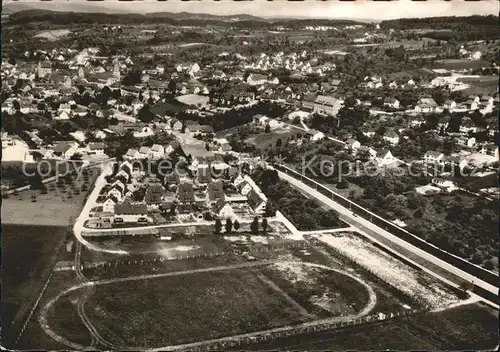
(3, 0, 499, 21)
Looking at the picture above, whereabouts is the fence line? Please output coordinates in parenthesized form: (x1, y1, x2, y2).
(272, 163, 497, 287)
(82, 241, 315, 270)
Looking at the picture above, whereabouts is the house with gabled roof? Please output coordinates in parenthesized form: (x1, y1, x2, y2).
(150, 144, 165, 160)
(114, 199, 148, 222)
(53, 142, 77, 159)
(423, 150, 445, 164)
(178, 182, 195, 203)
(247, 189, 266, 214)
(125, 148, 140, 161)
(197, 165, 212, 184)
(103, 194, 119, 213)
(213, 200, 235, 220)
(208, 181, 225, 203)
(145, 184, 165, 205)
(238, 180, 253, 196)
(383, 130, 399, 145)
(375, 149, 395, 166)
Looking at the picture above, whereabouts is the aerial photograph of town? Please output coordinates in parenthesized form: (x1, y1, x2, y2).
(0, 0, 498, 350)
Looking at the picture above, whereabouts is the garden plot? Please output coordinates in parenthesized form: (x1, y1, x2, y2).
(313, 233, 460, 309)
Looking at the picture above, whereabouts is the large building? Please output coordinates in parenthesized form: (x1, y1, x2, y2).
(313, 95, 344, 116)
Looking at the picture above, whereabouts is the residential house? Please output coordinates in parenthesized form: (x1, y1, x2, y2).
(238, 181, 253, 196)
(301, 94, 317, 112)
(102, 195, 118, 213)
(464, 99, 478, 111)
(124, 148, 140, 161)
(133, 126, 155, 138)
(383, 98, 400, 109)
(443, 100, 456, 110)
(247, 189, 266, 214)
(375, 149, 395, 166)
(208, 181, 225, 203)
(467, 95, 480, 104)
(54, 111, 70, 121)
(145, 184, 165, 205)
(114, 200, 148, 223)
(88, 142, 106, 155)
(313, 95, 344, 116)
(446, 155, 468, 171)
(213, 200, 235, 220)
(431, 178, 457, 193)
(170, 118, 183, 131)
(138, 146, 151, 159)
(306, 129, 325, 141)
(53, 142, 77, 159)
(383, 130, 399, 145)
(178, 182, 195, 203)
(72, 106, 87, 117)
(345, 138, 361, 151)
(150, 144, 165, 160)
(415, 98, 438, 113)
(480, 95, 494, 106)
(480, 144, 499, 159)
(1, 134, 34, 163)
(456, 136, 476, 148)
(233, 174, 245, 187)
(247, 73, 268, 86)
(423, 151, 445, 164)
(197, 165, 212, 184)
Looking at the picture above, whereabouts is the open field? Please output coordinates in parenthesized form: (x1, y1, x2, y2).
(242, 303, 498, 350)
(431, 59, 491, 71)
(2, 167, 98, 226)
(34, 29, 71, 41)
(84, 267, 309, 346)
(314, 233, 462, 309)
(175, 94, 209, 107)
(1, 225, 69, 347)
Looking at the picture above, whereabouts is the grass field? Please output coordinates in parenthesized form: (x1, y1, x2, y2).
(431, 59, 491, 71)
(175, 94, 209, 107)
(1, 224, 69, 347)
(85, 267, 311, 346)
(243, 303, 498, 350)
(2, 167, 98, 226)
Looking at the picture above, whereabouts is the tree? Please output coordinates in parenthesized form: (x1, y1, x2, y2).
(264, 202, 276, 217)
(250, 217, 259, 235)
(275, 138, 282, 147)
(262, 217, 268, 234)
(225, 219, 233, 233)
(214, 218, 222, 234)
(265, 124, 271, 133)
(233, 219, 240, 231)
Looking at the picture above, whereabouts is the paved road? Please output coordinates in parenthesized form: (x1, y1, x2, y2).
(276, 170, 498, 308)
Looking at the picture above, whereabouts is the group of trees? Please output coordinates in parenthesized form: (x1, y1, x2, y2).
(254, 168, 341, 231)
(347, 167, 498, 271)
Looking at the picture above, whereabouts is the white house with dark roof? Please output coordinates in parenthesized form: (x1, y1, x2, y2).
(375, 149, 395, 166)
(87, 142, 106, 155)
(383, 130, 399, 145)
(423, 151, 445, 164)
(306, 129, 325, 141)
(383, 98, 400, 109)
(150, 144, 165, 160)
